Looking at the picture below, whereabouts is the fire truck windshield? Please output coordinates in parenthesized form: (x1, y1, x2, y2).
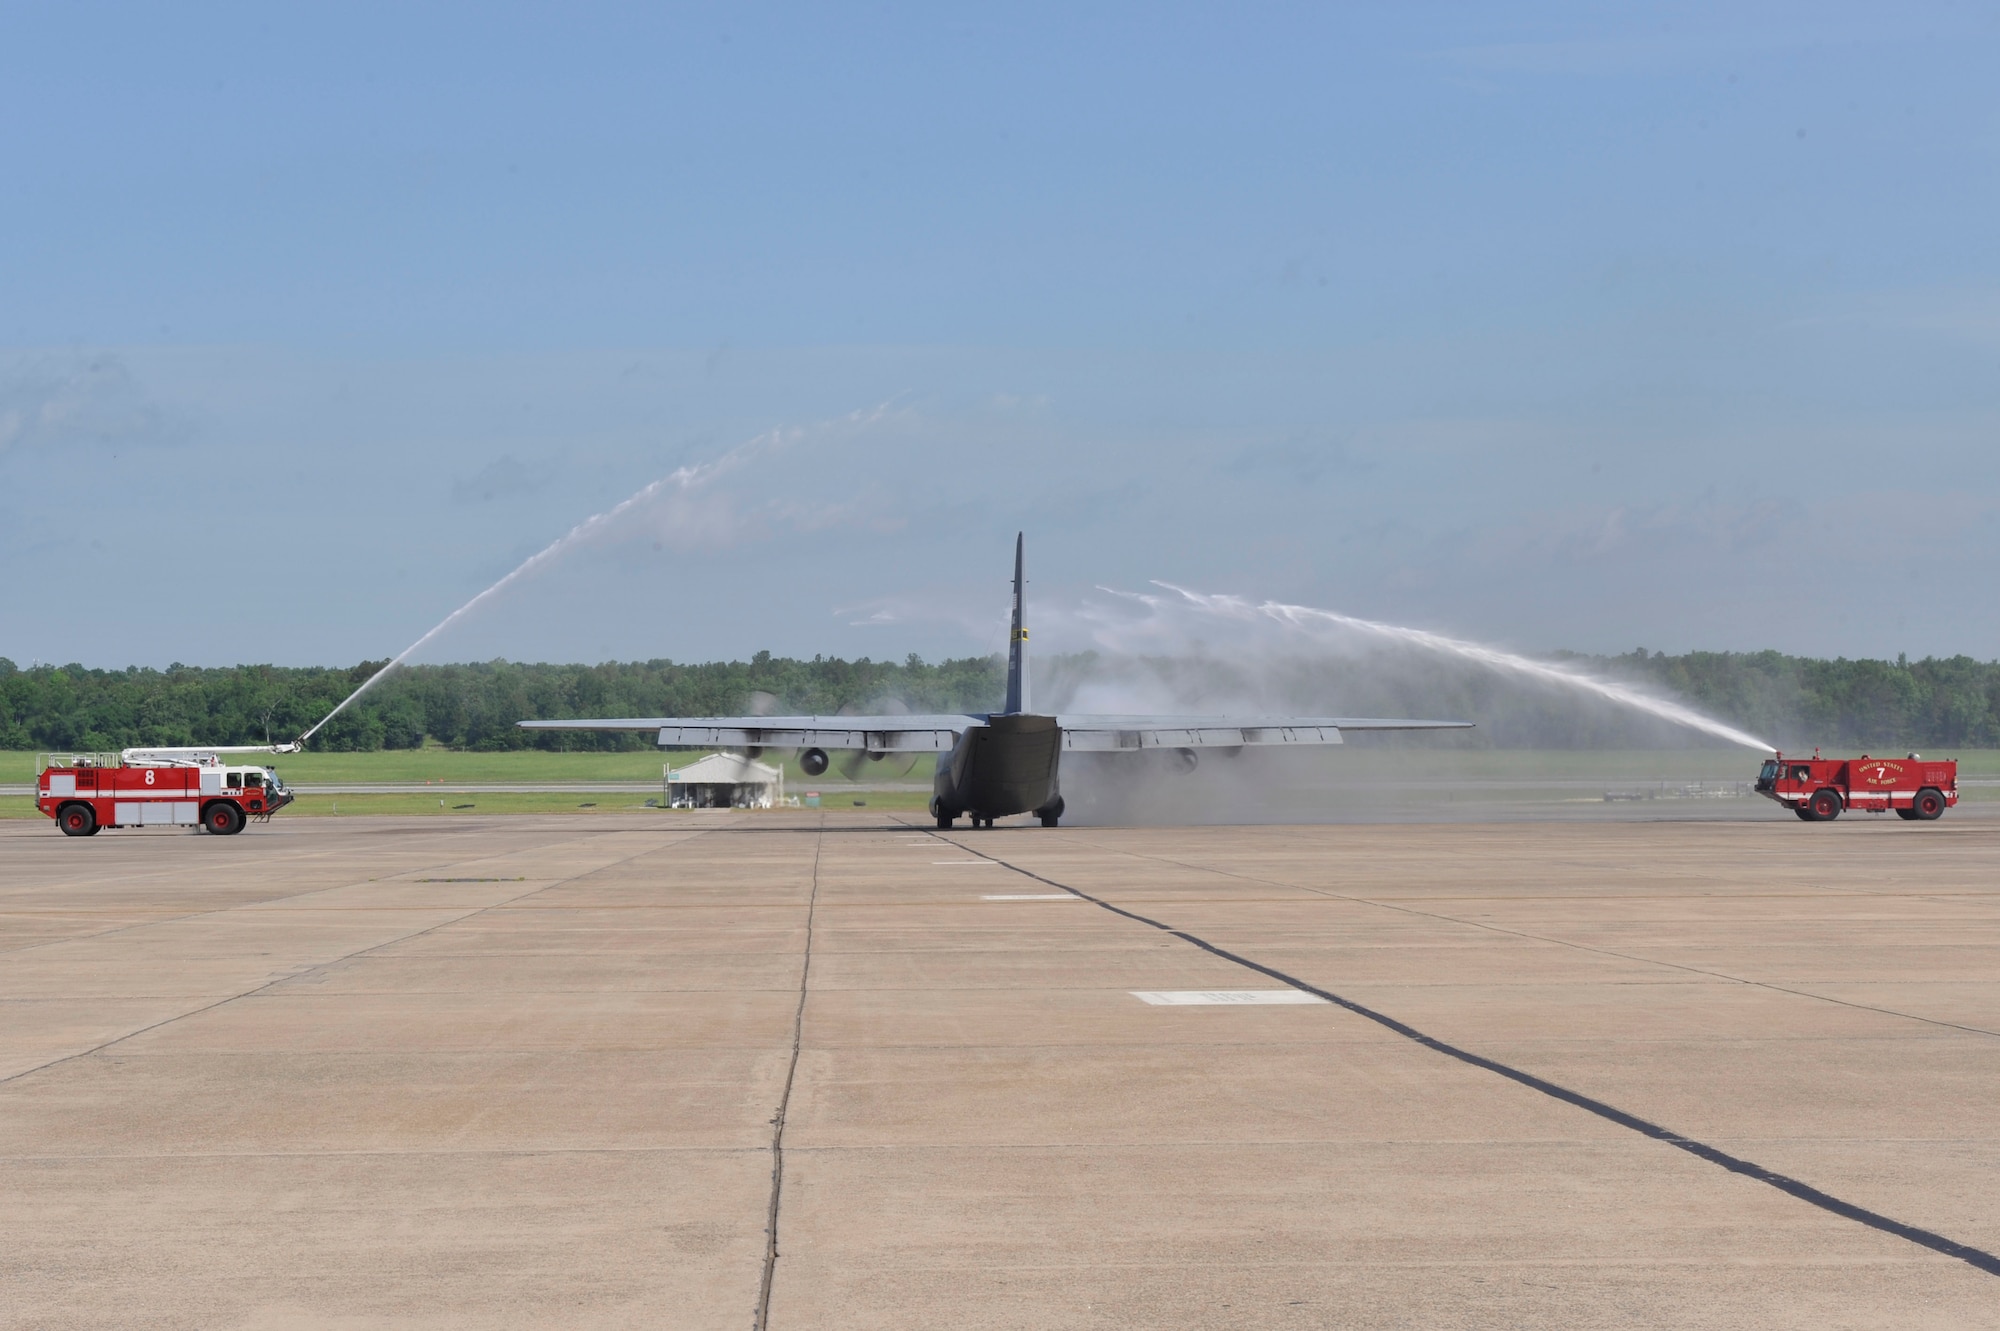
(1756, 760, 1779, 790)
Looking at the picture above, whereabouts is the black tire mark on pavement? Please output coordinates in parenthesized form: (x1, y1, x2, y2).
(921, 826, 2000, 1280)
(1118, 841, 2000, 1042)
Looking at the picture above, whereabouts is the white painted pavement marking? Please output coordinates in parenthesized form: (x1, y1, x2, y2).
(1131, 990, 1329, 1006)
(981, 893, 1075, 901)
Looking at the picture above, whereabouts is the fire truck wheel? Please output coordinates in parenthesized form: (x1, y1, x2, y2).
(1895, 807, 1920, 820)
(1914, 787, 1946, 820)
(1794, 807, 1817, 821)
(1809, 788, 1843, 820)
(203, 802, 245, 836)
(57, 803, 97, 837)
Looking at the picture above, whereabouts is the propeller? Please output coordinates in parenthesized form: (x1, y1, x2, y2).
(833, 748, 922, 780)
(740, 691, 785, 760)
(833, 697, 922, 779)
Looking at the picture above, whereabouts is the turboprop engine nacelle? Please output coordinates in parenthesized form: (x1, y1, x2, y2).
(799, 748, 830, 777)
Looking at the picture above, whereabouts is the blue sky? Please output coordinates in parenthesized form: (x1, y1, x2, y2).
(3, 2, 1996, 668)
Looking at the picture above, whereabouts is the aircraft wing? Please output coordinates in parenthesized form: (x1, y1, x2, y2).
(519, 711, 1471, 754)
(517, 715, 981, 753)
(1055, 714, 1473, 751)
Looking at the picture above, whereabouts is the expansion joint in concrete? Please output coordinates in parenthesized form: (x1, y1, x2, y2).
(0, 829, 701, 1090)
(755, 815, 822, 1330)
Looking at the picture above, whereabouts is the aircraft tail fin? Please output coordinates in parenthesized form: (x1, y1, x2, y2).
(1003, 532, 1029, 715)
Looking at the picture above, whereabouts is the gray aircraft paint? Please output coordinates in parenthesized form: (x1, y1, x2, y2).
(1004, 531, 1028, 717)
(517, 535, 1473, 827)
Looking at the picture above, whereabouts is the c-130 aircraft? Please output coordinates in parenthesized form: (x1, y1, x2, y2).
(519, 535, 1473, 827)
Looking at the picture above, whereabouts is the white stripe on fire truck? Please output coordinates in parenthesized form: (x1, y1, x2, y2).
(1787, 790, 1921, 802)
(1854, 791, 1917, 799)
(47, 790, 200, 800)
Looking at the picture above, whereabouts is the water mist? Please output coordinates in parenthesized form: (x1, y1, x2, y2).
(297, 407, 890, 746)
(1143, 584, 1775, 752)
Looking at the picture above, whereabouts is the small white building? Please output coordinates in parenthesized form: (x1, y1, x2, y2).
(665, 753, 785, 809)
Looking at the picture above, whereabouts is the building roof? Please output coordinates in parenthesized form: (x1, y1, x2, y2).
(667, 752, 782, 785)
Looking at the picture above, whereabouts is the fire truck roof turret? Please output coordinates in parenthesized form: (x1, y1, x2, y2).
(120, 743, 302, 767)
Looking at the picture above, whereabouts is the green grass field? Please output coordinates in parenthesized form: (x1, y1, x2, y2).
(7, 747, 1992, 821)
(0, 747, 937, 786)
(10, 747, 1999, 786)
(1318, 747, 2000, 782)
(0, 787, 932, 820)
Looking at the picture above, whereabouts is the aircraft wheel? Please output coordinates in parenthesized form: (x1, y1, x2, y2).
(1039, 812, 1059, 827)
(204, 802, 245, 836)
(1809, 789, 1843, 821)
(58, 803, 96, 837)
(1914, 787, 1946, 820)
(935, 811, 954, 829)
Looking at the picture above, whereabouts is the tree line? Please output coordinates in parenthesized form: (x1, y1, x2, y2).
(2, 649, 1998, 752)
(0, 653, 1003, 752)
(1583, 649, 2000, 752)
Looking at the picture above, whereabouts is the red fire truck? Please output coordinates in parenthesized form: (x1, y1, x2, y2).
(1754, 751, 1957, 822)
(35, 745, 298, 837)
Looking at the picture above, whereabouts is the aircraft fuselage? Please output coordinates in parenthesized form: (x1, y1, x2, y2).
(932, 713, 1063, 828)
(513, 532, 1472, 828)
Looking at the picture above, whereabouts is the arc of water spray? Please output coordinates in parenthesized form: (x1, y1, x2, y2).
(298, 405, 895, 746)
(1133, 583, 1776, 752)
(297, 456, 730, 744)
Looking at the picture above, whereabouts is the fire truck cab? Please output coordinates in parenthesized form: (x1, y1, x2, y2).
(1754, 751, 1957, 822)
(36, 745, 297, 837)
